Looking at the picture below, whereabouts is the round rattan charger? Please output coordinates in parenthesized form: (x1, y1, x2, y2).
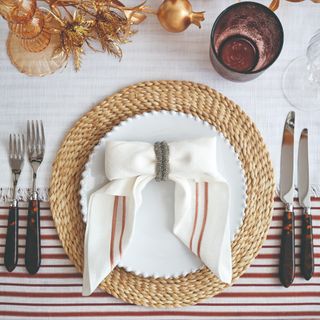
(50, 80, 275, 308)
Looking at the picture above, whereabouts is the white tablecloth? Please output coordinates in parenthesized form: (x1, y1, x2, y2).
(0, 0, 320, 201)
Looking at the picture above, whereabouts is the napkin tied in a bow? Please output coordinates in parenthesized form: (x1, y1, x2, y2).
(83, 137, 232, 295)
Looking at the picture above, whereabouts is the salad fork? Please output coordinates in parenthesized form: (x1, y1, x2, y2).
(5, 134, 25, 272)
(25, 120, 45, 274)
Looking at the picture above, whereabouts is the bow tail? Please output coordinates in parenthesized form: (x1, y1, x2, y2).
(172, 177, 232, 284)
(82, 176, 153, 296)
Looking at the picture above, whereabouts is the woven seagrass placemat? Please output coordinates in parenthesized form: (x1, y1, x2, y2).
(50, 80, 275, 308)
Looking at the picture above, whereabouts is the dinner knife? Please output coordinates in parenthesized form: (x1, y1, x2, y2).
(298, 128, 314, 280)
(279, 111, 295, 288)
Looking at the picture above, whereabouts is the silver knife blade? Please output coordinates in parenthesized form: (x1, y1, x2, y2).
(298, 128, 311, 209)
(280, 111, 295, 205)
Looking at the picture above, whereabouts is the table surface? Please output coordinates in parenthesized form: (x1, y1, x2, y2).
(1, 1, 320, 319)
(1, 0, 320, 197)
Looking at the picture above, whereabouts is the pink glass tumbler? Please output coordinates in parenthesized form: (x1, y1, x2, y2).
(210, 2, 284, 82)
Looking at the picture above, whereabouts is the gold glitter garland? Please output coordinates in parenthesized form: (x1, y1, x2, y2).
(1, 0, 204, 76)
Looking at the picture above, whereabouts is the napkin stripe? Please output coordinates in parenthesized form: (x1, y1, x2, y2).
(197, 182, 209, 257)
(110, 196, 119, 267)
(119, 197, 126, 257)
(189, 183, 199, 250)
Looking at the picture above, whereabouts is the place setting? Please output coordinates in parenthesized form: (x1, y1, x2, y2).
(50, 80, 274, 306)
(0, 0, 319, 318)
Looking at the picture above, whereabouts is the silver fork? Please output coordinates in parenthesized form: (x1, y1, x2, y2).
(4, 134, 25, 272)
(25, 120, 45, 274)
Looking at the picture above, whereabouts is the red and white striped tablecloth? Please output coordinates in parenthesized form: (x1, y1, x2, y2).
(0, 198, 319, 320)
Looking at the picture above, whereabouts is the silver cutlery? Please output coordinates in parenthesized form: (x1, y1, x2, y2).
(25, 120, 45, 274)
(298, 128, 314, 280)
(4, 134, 25, 272)
(279, 111, 295, 287)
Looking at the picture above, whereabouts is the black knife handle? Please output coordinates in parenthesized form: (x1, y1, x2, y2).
(25, 199, 41, 274)
(4, 204, 19, 272)
(279, 208, 295, 287)
(301, 210, 314, 280)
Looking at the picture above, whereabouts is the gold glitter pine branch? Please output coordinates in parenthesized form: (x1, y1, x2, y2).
(1, 0, 318, 76)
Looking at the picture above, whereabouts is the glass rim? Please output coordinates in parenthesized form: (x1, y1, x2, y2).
(210, 1, 284, 75)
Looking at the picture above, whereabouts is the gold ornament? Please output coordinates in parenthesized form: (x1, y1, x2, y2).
(157, 0, 204, 33)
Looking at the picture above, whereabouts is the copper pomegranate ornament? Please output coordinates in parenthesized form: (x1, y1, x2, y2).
(157, 0, 204, 33)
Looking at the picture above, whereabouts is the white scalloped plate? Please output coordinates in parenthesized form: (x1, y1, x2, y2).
(80, 111, 246, 278)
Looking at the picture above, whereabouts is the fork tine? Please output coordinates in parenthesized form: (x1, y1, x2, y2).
(35, 121, 38, 153)
(22, 134, 25, 156)
(19, 134, 24, 159)
(13, 134, 17, 158)
(9, 134, 12, 158)
(36, 120, 40, 151)
(27, 121, 30, 152)
(40, 120, 45, 148)
(17, 134, 21, 156)
(31, 120, 35, 150)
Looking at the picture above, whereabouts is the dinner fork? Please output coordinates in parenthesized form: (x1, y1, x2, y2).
(25, 120, 45, 274)
(4, 134, 25, 272)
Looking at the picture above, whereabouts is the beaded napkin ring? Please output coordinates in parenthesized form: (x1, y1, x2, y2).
(154, 141, 170, 182)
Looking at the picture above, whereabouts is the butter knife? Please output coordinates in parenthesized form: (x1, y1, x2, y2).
(298, 128, 314, 280)
(279, 111, 295, 287)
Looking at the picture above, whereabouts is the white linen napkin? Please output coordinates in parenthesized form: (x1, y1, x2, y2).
(83, 137, 232, 295)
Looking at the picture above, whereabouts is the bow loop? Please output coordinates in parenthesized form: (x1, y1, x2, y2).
(105, 141, 155, 180)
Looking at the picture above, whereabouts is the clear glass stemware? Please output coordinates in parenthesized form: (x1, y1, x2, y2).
(282, 29, 320, 111)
